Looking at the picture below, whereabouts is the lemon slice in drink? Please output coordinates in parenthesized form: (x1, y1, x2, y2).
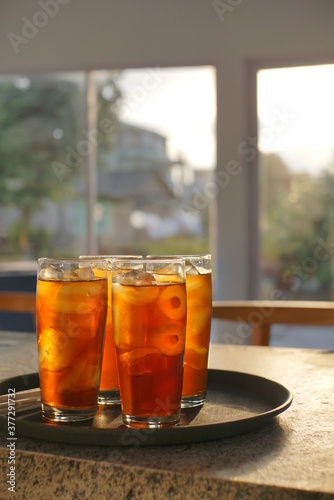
(38, 328, 82, 371)
(113, 282, 159, 305)
(150, 324, 185, 356)
(184, 344, 208, 371)
(158, 285, 186, 320)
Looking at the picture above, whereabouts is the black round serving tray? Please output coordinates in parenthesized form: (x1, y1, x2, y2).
(0, 369, 293, 447)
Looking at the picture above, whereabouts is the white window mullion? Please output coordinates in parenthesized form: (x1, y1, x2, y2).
(85, 71, 98, 255)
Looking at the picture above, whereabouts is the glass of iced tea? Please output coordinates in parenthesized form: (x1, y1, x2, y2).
(36, 258, 108, 422)
(147, 255, 212, 408)
(112, 258, 187, 428)
(181, 255, 212, 407)
(80, 255, 142, 406)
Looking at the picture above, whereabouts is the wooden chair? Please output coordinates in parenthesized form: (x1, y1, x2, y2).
(212, 300, 334, 346)
(0, 292, 36, 329)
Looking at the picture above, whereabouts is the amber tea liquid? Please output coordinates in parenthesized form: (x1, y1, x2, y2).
(37, 277, 107, 412)
(113, 280, 187, 426)
(182, 271, 212, 405)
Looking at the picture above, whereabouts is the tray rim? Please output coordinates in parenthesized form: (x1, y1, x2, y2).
(0, 369, 293, 447)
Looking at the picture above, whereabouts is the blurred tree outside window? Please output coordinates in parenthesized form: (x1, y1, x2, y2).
(0, 73, 86, 259)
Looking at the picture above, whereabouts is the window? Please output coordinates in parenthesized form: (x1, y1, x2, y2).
(0, 66, 216, 262)
(257, 64, 334, 301)
(0, 72, 86, 260)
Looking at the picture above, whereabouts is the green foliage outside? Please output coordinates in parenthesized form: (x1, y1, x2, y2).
(260, 153, 334, 299)
(8, 221, 51, 258)
(0, 77, 81, 258)
(0, 75, 122, 259)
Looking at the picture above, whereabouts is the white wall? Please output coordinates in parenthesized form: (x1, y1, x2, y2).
(1, 0, 333, 299)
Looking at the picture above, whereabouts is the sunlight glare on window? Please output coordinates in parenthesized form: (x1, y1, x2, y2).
(257, 64, 334, 301)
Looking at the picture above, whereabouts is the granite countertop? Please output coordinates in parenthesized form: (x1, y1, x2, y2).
(0, 332, 333, 499)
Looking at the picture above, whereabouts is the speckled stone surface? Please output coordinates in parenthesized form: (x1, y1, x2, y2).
(0, 332, 333, 499)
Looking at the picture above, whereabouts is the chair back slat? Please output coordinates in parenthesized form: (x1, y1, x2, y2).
(0, 292, 36, 329)
(0, 292, 36, 314)
(212, 300, 334, 346)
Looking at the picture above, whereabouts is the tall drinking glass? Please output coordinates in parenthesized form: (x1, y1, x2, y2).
(36, 258, 108, 422)
(112, 258, 187, 428)
(80, 255, 142, 405)
(147, 254, 212, 407)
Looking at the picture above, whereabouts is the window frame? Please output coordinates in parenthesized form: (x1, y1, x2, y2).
(246, 54, 334, 299)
